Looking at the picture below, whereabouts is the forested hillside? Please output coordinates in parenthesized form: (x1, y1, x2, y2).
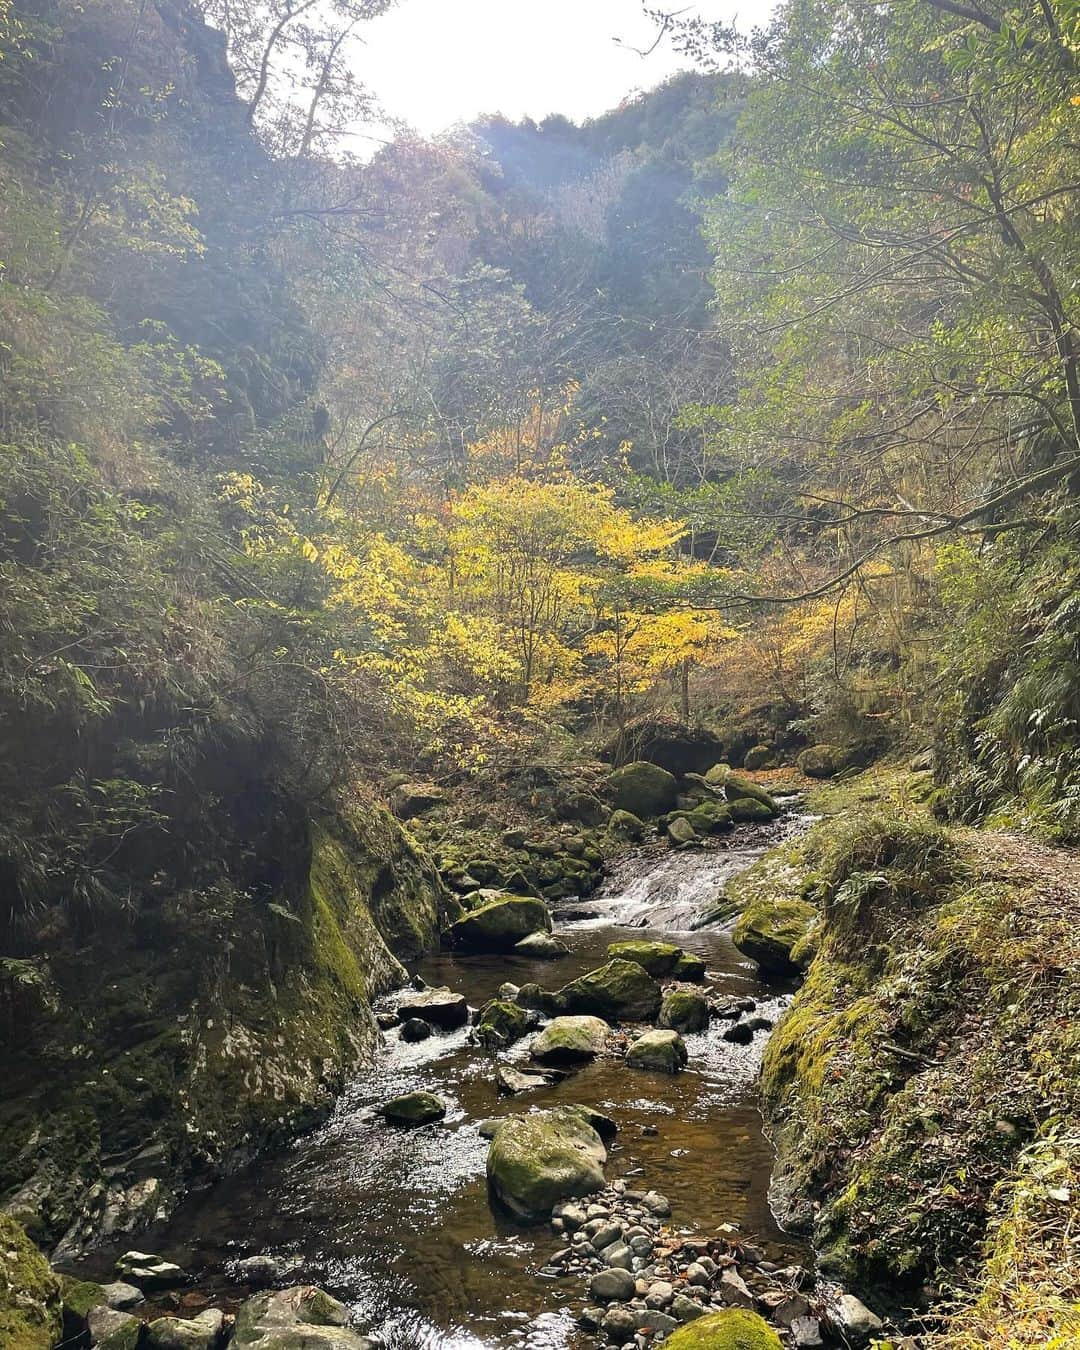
(1, 0, 1079, 1347)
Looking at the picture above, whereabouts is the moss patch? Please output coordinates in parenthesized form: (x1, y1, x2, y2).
(0, 1214, 62, 1350)
(664, 1309, 783, 1350)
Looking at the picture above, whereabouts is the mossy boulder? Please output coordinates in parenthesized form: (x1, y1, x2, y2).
(475, 999, 530, 1045)
(557, 792, 607, 827)
(234, 1286, 369, 1348)
(87, 1307, 142, 1350)
(667, 816, 697, 844)
(450, 895, 552, 951)
(722, 773, 779, 814)
(530, 1015, 610, 1064)
(145, 1309, 224, 1349)
(486, 1105, 607, 1219)
(664, 1309, 783, 1350)
(626, 1028, 688, 1073)
(732, 898, 816, 977)
(606, 761, 679, 818)
(606, 809, 646, 841)
(377, 1091, 447, 1127)
(658, 989, 710, 1033)
(742, 745, 776, 771)
(673, 952, 707, 982)
(728, 797, 775, 824)
(606, 939, 682, 978)
(0, 1216, 61, 1350)
(514, 930, 569, 959)
(557, 959, 662, 1022)
(686, 800, 734, 834)
(797, 744, 850, 779)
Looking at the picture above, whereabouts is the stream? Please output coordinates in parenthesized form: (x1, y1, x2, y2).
(88, 817, 810, 1349)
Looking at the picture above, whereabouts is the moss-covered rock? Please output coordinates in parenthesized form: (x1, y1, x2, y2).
(626, 1028, 688, 1072)
(234, 1286, 369, 1348)
(606, 809, 646, 841)
(530, 1015, 609, 1064)
(797, 744, 850, 779)
(606, 761, 679, 818)
(486, 1106, 606, 1219)
(514, 931, 569, 959)
(686, 800, 734, 834)
(475, 999, 530, 1045)
(727, 797, 775, 824)
(709, 769, 779, 815)
(673, 952, 707, 982)
(87, 1306, 142, 1350)
(557, 959, 662, 1022)
(557, 792, 607, 826)
(658, 989, 710, 1033)
(732, 898, 816, 976)
(377, 1091, 447, 1127)
(606, 940, 682, 978)
(449, 895, 552, 951)
(667, 816, 698, 844)
(663, 1309, 783, 1350)
(742, 746, 776, 771)
(0, 1215, 61, 1350)
(145, 1309, 224, 1349)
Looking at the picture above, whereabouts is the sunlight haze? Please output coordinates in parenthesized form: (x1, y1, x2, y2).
(357, 0, 770, 140)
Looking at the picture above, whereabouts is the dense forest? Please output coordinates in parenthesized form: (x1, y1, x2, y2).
(1, 1, 1078, 1349)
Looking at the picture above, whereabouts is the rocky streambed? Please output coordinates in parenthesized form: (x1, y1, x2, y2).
(65, 815, 889, 1350)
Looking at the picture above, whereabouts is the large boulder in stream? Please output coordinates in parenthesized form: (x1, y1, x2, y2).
(626, 1028, 688, 1073)
(605, 762, 679, 818)
(449, 895, 552, 951)
(486, 1105, 607, 1219)
(606, 939, 682, 978)
(530, 1015, 610, 1065)
(474, 999, 530, 1046)
(659, 989, 710, 1033)
(233, 1286, 375, 1350)
(704, 767, 780, 816)
(377, 1091, 446, 1127)
(557, 958, 662, 1022)
(396, 986, 468, 1028)
(664, 1310, 783, 1350)
(732, 898, 816, 977)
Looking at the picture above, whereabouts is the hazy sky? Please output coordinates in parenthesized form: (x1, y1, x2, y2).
(352, 0, 769, 145)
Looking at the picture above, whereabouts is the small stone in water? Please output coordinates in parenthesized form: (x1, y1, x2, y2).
(592, 1223, 623, 1251)
(579, 1306, 605, 1330)
(587, 1204, 611, 1219)
(601, 1307, 639, 1344)
(722, 1022, 753, 1044)
(641, 1191, 671, 1217)
(399, 1018, 432, 1043)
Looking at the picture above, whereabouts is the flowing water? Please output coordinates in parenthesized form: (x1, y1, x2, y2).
(85, 818, 810, 1350)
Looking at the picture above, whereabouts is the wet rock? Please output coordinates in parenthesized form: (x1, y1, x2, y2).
(646, 1282, 674, 1309)
(722, 1022, 753, 1045)
(715, 772, 780, 816)
(601, 1306, 640, 1343)
(100, 1282, 144, 1310)
(396, 987, 468, 1029)
(499, 981, 520, 999)
(639, 1311, 679, 1336)
(667, 817, 698, 845)
(626, 1029, 688, 1073)
(553, 1201, 588, 1231)
(603, 1242, 634, 1270)
(685, 1262, 710, 1287)
(495, 1064, 562, 1094)
(88, 1305, 142, 1350)
(486, 1106, 606, 1219)
(514, 982, 565, 1017)
(716, 1268, 755, 1308)
(606, 761, 680, 818)
(713, 1002, 743, 1020)
(450, 895, 553, 952)
(115, 1253, 187, 1290)
(474, 998, 530, 1045)
(672, 952, 707, 982)
(742, 745, 775, 771)
(399, 1018, 432, 1043)
(557, 959, 662, 1022)
(478, 1119, 500, 1139)
(724, 799, 771, 826)
(558, 791, 608, 827)
(664, 1309, 782, 1348)
(606, 940, 682, 978)
(232, 1255, 298, 1288)
(566, 1104, 618, 1143)
(377, 1091, 446, 1127)
(591, 1222, 623, 1251)
(745, 1016, 774, 1033)
(758, 1291, 810, 1326)
(233, 1286, 373, 1350)
(375, 1011, 400, 1031)
(145, 1309, 224, 1350)
(670, 1294, 706, 1322)
(658, 990, 710, 1033)
(579, 1305, 606, 1330)
(732, 899, 815, 977)
(791, 1316, 824, 1348)
(824, 1293, 883, 1345)
(530, 1015, 610, 1065)
(590, 1268, 637, 1302)
(641, 1190, 671, 1217)
(514, 931, 570, 959)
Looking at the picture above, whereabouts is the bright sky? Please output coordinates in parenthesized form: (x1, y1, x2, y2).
(353, 0, 771, 144)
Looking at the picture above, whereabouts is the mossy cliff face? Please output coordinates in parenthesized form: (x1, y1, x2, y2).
(754, 768, 1080, 1344)
(0, 804, 444, 1256)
